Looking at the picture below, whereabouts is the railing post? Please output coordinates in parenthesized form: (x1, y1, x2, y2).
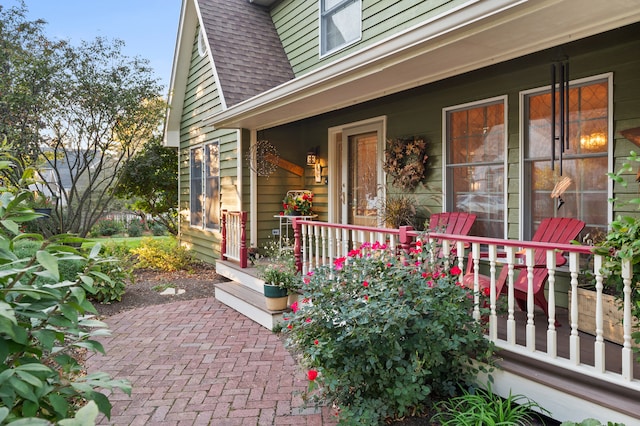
(239, 211, 248, 268)
(399, 225, 414, 253)
(221, 209, 228, 261)
(293, 217, 302, 273)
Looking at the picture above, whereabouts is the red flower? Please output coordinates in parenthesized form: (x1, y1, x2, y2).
(483, 287, 491, 297)
(363, 281, 369, 287)
(364, 295, 369, 301)
(305, 318, 312, 323)
(314, 339, 319, 345)
(450, 266, 462, 275)
(291, 302, 299, 313)
(287, 324, 293, 329)
(334, 257, 346, 270)
(308, 370, 318, 381)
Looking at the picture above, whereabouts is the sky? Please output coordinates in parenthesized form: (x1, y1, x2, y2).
(4, 0, 182, 95)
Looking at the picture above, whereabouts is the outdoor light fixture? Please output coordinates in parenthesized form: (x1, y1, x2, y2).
(306, 150, 317, 165)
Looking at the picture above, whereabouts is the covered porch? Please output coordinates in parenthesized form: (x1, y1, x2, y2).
(217, 212, 640, 422)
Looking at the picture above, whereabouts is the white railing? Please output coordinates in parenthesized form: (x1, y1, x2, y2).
(221, 210, 248, 268)
(293, 219, 640, 393)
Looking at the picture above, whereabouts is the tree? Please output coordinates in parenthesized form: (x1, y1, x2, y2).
(113, 136, 179, 235)
(1, 2, 166, 238)
(0, 2, 66, 186)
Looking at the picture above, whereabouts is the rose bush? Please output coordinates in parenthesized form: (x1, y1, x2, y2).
(284, 239, 494, 425)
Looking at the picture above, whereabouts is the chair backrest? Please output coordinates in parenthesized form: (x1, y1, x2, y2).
(530, 217, 585, 267)
(428, 212, 477, 236)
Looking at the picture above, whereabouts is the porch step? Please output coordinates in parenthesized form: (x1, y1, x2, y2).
(214, 281, 285, 331)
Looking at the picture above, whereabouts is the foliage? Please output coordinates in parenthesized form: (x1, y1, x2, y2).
(282, 191, 313, 216)
(594, 150, 640, 348)
(383, 137, 431, 191)
(431, 384, 549, 425)
(379, 194, 418, 228)
(256, 239, 299, 293)
(150, 221, 167, 236)
(1, 2, 166, 238)
(130, 237, 193, 272)
(90, 219, 125, 237)
(283, 239, 494, 425)
(0, 149, 130, 422)
(112, 136, 178, 236)
(561, 420, 625, 426)
(127, 220, 143, 237)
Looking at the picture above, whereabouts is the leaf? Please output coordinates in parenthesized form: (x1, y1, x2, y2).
(48, 393, 69, 418)
(9, 375, 38, 402)
(0, 301, 17, 325)
(58, 400, 99, 425)
(35, 250, 59, 280)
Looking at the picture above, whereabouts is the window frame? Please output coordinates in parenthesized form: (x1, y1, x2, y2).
(319, 0, 362, 58)
(519, 73, 613, 240)
(189, 141, 221, 231)
(442, 95, 509, 239)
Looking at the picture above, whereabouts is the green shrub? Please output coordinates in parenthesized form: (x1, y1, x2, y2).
(431, 384, 549, 425)
(127, 220, 143, 237)
(284, 239, 494, 425)
(131, 237, 192, 271)
(150, 221, 166, 236)
(0, 150, 130, 422)
(91, 218, 124, 237)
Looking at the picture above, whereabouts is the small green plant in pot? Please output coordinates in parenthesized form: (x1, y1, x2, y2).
(257, 239, 299, 310)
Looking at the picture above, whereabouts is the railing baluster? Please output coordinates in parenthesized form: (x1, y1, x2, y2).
(525, 248, 536, 351)
(546, 250, 557, 358)
(594, 255, 605, 373)
(569, 252, 580, 365)
(622, 259, 634, 381)
(505, 246, 516, 345)
(488, 244, 498, 341)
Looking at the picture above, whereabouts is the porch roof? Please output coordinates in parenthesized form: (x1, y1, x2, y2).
(204, 0, 640, 131)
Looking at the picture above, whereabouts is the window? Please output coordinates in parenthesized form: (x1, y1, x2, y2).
(190, 142, 220, 229)
(523, 77, 609, 240)
(197, 27, 207, 57)
(445, 98, 507, 238)
(320, 0, 361, 56)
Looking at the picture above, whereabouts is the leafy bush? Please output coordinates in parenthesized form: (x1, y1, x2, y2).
(431, 384, 549, 425)
(131, 237, 192, 271)
(284, 239, 494, 425)
(127, 219, 143, 237)
(561, 420, 625, 426)
(150, 221, 166, 236)
(91, 219, 124, 237)
(0, 152, 130, 422)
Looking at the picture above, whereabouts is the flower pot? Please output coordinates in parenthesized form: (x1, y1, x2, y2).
(263, 283, 288, 311)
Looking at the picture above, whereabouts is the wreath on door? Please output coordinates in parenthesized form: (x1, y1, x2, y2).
(383, 136, 430, 191)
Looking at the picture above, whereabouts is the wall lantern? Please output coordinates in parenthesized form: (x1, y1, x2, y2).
(306, 150, 317, 165)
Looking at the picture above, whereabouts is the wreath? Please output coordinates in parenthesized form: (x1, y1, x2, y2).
(383, 136, 430, 191)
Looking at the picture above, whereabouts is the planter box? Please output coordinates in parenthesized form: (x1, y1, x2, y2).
(569, 288, 637, 346)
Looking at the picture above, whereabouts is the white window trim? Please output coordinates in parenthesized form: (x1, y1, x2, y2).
(518, 72, 613, 238)
(189, 141, 221, 231)
(318, 0, 363, 58)
(197, 27, 207, 58)
(442, 95, 509, 238)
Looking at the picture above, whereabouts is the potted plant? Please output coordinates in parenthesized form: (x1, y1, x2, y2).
(257, 239, 300, 311)
(282, 191, 313, 216)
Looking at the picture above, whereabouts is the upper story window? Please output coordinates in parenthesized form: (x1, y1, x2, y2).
(444, 97, 507, 239)
(197, 27, 207, 57)
(320, 0, 361, 56)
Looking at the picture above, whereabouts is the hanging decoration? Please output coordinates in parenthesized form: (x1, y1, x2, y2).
(246, 139, 279, 177)
(383, 136, 430, 191)
(550, 58, 570, 175)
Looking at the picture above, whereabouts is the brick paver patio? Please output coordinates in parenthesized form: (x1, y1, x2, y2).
(85, 297, 338, 425)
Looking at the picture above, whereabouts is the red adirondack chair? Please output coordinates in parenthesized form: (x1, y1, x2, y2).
(426, 212, 476, 255)
(428, 212, 477, 236)
(463, 217, 585, 321)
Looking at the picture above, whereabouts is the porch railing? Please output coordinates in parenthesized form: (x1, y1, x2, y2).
(291, 218, 640, 393)
(221, 210, 248, 268)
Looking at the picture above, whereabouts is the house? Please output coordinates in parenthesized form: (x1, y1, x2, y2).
(164, 0, 640, 422)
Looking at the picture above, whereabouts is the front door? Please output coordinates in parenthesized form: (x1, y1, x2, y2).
(332, 119, 385, 226)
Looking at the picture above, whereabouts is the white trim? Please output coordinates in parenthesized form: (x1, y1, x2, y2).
(327, 116, 386, 225)
(205, 0, 639, 131)
(318, 0, 363, 59)
(236, 129, 243, 211)
(193, 1, 227, 111)
(518, 72, 613, 237)
(442, 95, 509, 238)
(250, 130, 258, 248)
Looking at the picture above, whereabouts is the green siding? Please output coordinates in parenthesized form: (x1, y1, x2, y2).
(272, 0, 468, 76)
(252, 26, 640, 246)
(177, 25, 241, 263)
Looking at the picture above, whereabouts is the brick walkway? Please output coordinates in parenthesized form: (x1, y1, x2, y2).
(85, 298, 338, 425)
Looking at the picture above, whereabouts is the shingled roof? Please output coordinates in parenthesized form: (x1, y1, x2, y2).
(198, 0, 295, 107)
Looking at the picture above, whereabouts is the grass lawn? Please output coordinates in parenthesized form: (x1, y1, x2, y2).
(82, 235, 172, 250)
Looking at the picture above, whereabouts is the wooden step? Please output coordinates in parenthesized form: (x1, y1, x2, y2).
(214, 281, 285, 331)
